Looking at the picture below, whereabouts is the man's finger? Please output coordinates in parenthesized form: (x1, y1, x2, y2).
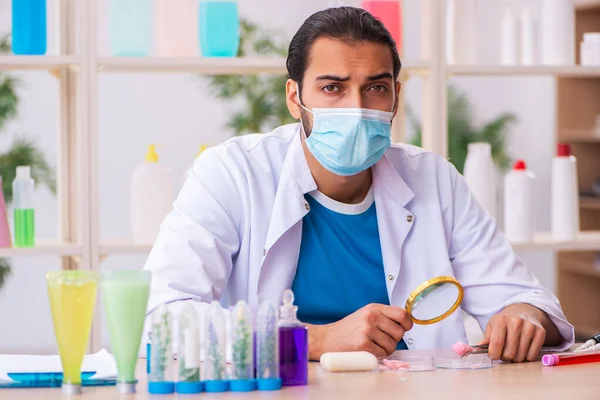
(377, 315, 406, 344)
(515, 322, 535, 363)
(502, 319, 522, 361)
(488, 322, 507, 360)
(369, 327, 398, 355)
(381, 306, 413, 331)
(526, 328, 546, 361)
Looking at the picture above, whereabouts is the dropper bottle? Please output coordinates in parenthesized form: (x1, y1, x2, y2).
(278, 290, 308, 386)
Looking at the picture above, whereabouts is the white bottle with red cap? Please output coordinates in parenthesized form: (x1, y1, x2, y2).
(504, 160, 535, 243)
(551, 143, 579, 242)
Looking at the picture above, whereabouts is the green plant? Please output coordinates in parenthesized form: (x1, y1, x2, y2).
(408, 85, 516, 174)
(0, 34, 56, 291)
(206, 20, 296, 135)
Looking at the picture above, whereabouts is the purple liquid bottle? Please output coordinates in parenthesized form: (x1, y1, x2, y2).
(278, 290, 308, 386)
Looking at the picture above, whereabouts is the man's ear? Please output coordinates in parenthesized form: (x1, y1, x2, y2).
(286, 79, 302, 120)
(393, 81, 402, 117)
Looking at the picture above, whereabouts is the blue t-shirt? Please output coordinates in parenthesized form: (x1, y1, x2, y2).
(291, 189, 408, 350)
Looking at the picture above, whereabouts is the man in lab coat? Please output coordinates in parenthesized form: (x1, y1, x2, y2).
(143, 6, 574, 362)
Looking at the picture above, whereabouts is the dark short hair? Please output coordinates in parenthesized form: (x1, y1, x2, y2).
(286, 6, 402, 93)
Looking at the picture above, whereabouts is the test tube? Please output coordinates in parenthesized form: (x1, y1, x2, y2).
(256, 301, 282, 390)
(148, 304, 175, 395)
(203, 301, 229, 392)
(176, 304, 202, 394)
(230, 300, 256, 392)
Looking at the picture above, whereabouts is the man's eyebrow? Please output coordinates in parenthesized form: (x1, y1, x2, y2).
(367, 72, 394, 81)
(315, 75, 351, 82)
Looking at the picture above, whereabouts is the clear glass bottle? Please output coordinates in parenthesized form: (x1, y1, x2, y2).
(13, 166, 35, 248)
(176, 304, 202, 394)
(148, 304, 175, 394)
(256, 301, 281, 390)
(230, 300, 255, 391)
(278, 290, 308, 386)
(203, 301, 229, 392)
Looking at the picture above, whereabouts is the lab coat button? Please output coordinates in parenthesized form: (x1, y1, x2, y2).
(407, 338, 414, 345)
(387, 274, 394, 282)
(304, 203, 310, 211)
(406, 215, 414, 223)
(263, 249, 266, 257)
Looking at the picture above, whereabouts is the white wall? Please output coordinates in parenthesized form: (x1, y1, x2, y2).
(0, 0, 556, 353)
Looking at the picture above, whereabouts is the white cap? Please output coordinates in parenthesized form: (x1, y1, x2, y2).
(583, 33, 600, 43)
(16, 166, 31, 179)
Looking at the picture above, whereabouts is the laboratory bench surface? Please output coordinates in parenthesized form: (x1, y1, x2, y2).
(3, 349, 600, 399)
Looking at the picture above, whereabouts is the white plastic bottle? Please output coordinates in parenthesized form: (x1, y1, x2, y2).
(541, 0, 575, 66)
(551, 143, 579, 242)
(463, 143, 497, 220)
(504, 160, 535, 243)
(446, 0, 477, 65)
(130, 145, 173, 245)
(520, 7, 537, 66)
(500, 7, 519, 66)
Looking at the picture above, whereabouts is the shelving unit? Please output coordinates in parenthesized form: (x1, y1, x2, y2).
(1, 0, 599, 349)
(556, 2, 600, 338)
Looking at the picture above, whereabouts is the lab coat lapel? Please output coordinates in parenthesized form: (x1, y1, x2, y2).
(372, 154, 415, 301)
(254, 130, 317, 306)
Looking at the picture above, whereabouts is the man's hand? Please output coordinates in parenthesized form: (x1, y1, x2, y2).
(480, 303, 562, 362)
(306, 303, 413, 360)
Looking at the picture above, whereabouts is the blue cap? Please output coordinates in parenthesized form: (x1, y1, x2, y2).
(257, 378, 282, 391)
(175, 381, 204, 394)
(148, 381, 175, 395)
(204, 380, 230, 393)
(230, 379, 257, 392)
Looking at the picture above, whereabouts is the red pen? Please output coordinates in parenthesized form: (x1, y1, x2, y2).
(542, 351, 600, 367)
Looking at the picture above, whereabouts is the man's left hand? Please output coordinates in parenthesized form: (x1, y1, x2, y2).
(480, 303, 560, 363)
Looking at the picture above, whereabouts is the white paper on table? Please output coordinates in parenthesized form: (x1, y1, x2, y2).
(0, 349, 117, 381)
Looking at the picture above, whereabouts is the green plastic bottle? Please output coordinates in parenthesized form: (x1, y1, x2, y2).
(13, 166, 35, 247)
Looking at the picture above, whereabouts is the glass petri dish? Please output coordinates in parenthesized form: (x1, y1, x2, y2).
(378, 355, 435, 372)
(434, 355, 493, 370)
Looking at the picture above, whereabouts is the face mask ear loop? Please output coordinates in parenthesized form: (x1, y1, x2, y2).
(296, 83, 313, 139)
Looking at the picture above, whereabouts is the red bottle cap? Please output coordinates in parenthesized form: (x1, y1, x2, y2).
(513, 160, 527, 170)
(557, 143, 571, 157)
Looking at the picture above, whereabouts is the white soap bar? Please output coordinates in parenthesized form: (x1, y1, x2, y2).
(320, 351, 378, 372)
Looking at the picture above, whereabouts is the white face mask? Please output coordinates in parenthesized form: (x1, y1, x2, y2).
(296, 84, 394, 176)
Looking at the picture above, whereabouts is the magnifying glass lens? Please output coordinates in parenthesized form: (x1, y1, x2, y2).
(410, 283, 460, 322)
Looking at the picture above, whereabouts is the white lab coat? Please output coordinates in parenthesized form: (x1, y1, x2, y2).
(143, 123, 574, 352)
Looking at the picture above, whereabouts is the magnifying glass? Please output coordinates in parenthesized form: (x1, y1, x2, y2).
(405, 276, 464, 325)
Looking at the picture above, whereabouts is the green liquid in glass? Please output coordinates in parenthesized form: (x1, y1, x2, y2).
(14, 208, 35, 247)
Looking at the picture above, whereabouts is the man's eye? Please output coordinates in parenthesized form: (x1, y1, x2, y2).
(369, 85, 387, 92)
(323, 85, 339, 93)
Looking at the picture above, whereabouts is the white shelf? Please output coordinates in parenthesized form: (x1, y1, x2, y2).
(0, 240, 82, 258)
(97, 56, 430, 75)
(449, 65, 600, 77)
(512, 231, 600, 252)
(100, 240, 153, 255)
(0, 55, 80, 71)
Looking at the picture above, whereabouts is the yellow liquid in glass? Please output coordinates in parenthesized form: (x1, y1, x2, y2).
(47, 273, 97, 385)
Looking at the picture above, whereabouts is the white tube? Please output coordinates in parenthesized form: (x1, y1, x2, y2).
(320, 351, 378, 372)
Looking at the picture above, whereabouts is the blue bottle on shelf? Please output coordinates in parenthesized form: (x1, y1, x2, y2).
(109, 0, 152, 56)
(11, 0, 47, 55)
(199, 1, 240, 57)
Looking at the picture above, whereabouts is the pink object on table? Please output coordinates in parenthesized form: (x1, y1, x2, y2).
(361, 1, 403, 54)
(382, 359, 410, 370)
(451, 341, 474, 357)
(0, 178, 11, 248)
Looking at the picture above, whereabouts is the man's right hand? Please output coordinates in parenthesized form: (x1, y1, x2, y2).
(307, 303, 414, 360)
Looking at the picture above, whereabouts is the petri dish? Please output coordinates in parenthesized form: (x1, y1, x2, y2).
(378, 355, 435, 372)
(434, 354, 493, 370)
